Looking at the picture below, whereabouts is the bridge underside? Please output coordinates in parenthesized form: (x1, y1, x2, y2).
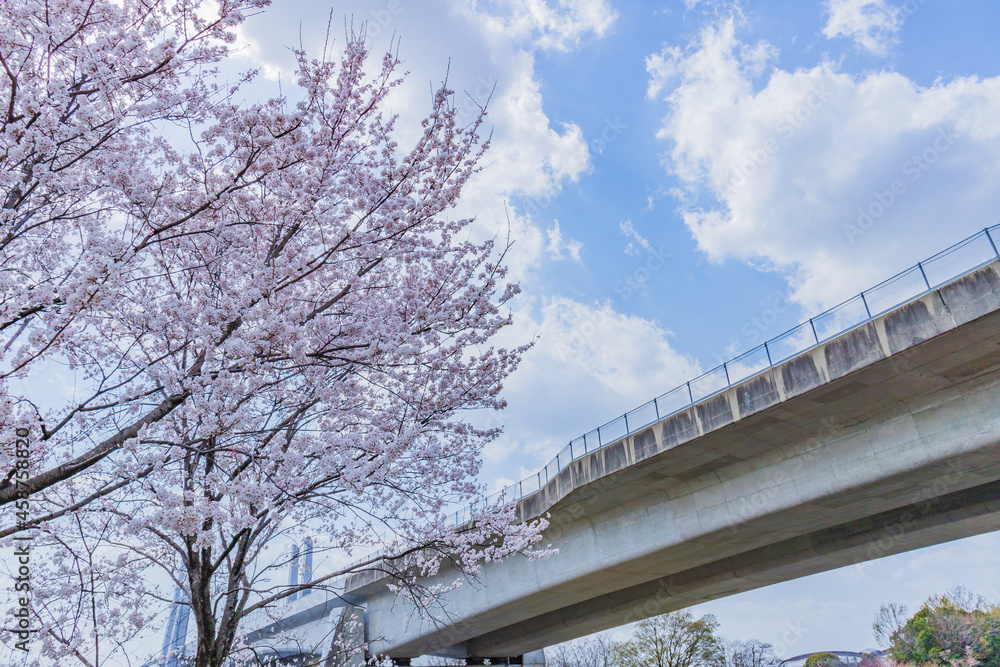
(355, 263, 1000, 660)
(461, 472, 1000, 656)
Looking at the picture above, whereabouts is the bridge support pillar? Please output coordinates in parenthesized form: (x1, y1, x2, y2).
(322, 604, 366, 667)
(466, 653, 545, 666)
(522, 649, 546, 665)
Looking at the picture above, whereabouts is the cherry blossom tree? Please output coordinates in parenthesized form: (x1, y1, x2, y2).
(0, 1, 544, 665)
(547, 635, 620, 667)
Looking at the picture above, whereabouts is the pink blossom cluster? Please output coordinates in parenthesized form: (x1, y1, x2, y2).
(0, 2, 545, 664)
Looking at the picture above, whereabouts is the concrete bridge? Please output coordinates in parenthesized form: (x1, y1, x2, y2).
(175, 230, 1000, 666)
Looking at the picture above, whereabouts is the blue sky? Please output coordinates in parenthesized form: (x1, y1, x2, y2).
(236, 0, 1000, 656)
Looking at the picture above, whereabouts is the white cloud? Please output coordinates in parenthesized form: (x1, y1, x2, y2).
(679, 0, 749, 22)
(619, 219, 653, 256)
(647, 18, 1000, 311)
(646, 44, 686, 99)
(450, 47, 592, 280)
(475, 50, 593, 200)
(233, 1, 595, 283)
(740, 39, 780, 77)
(484, 297, 702, 469)
(646, 22, 776, 99)
(822, 0, 902, 56)
(546, 220, 584, 261)
(461, 0, 619, 52)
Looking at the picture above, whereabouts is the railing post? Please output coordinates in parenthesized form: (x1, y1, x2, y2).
(723, 362, 731, 385)
(654, 399, 660, 420)
(860, 292, 872, 318)
(624, 412, 630, 433)
(987, 228, 1000, 258)
(917, 262, 931, 290)
(686, 381, 693, 403)
(764, 341, 772, 366)
(809, 318, 819, 344)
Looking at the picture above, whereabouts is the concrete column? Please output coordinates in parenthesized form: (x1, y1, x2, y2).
(522, 650, 546, 666)
(323, 606, 367, 667)
(468, 656, 546, 666)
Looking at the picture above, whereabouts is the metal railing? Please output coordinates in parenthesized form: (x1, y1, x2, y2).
(448, 224, 1000, 526)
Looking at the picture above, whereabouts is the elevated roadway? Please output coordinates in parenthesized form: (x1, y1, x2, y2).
(348, 258, 1000, 661)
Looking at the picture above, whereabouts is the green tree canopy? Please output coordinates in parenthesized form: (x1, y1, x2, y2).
(615, 611, 726, 667)
(876, 586, 1000, 667)
(803, 653, 844, 667)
